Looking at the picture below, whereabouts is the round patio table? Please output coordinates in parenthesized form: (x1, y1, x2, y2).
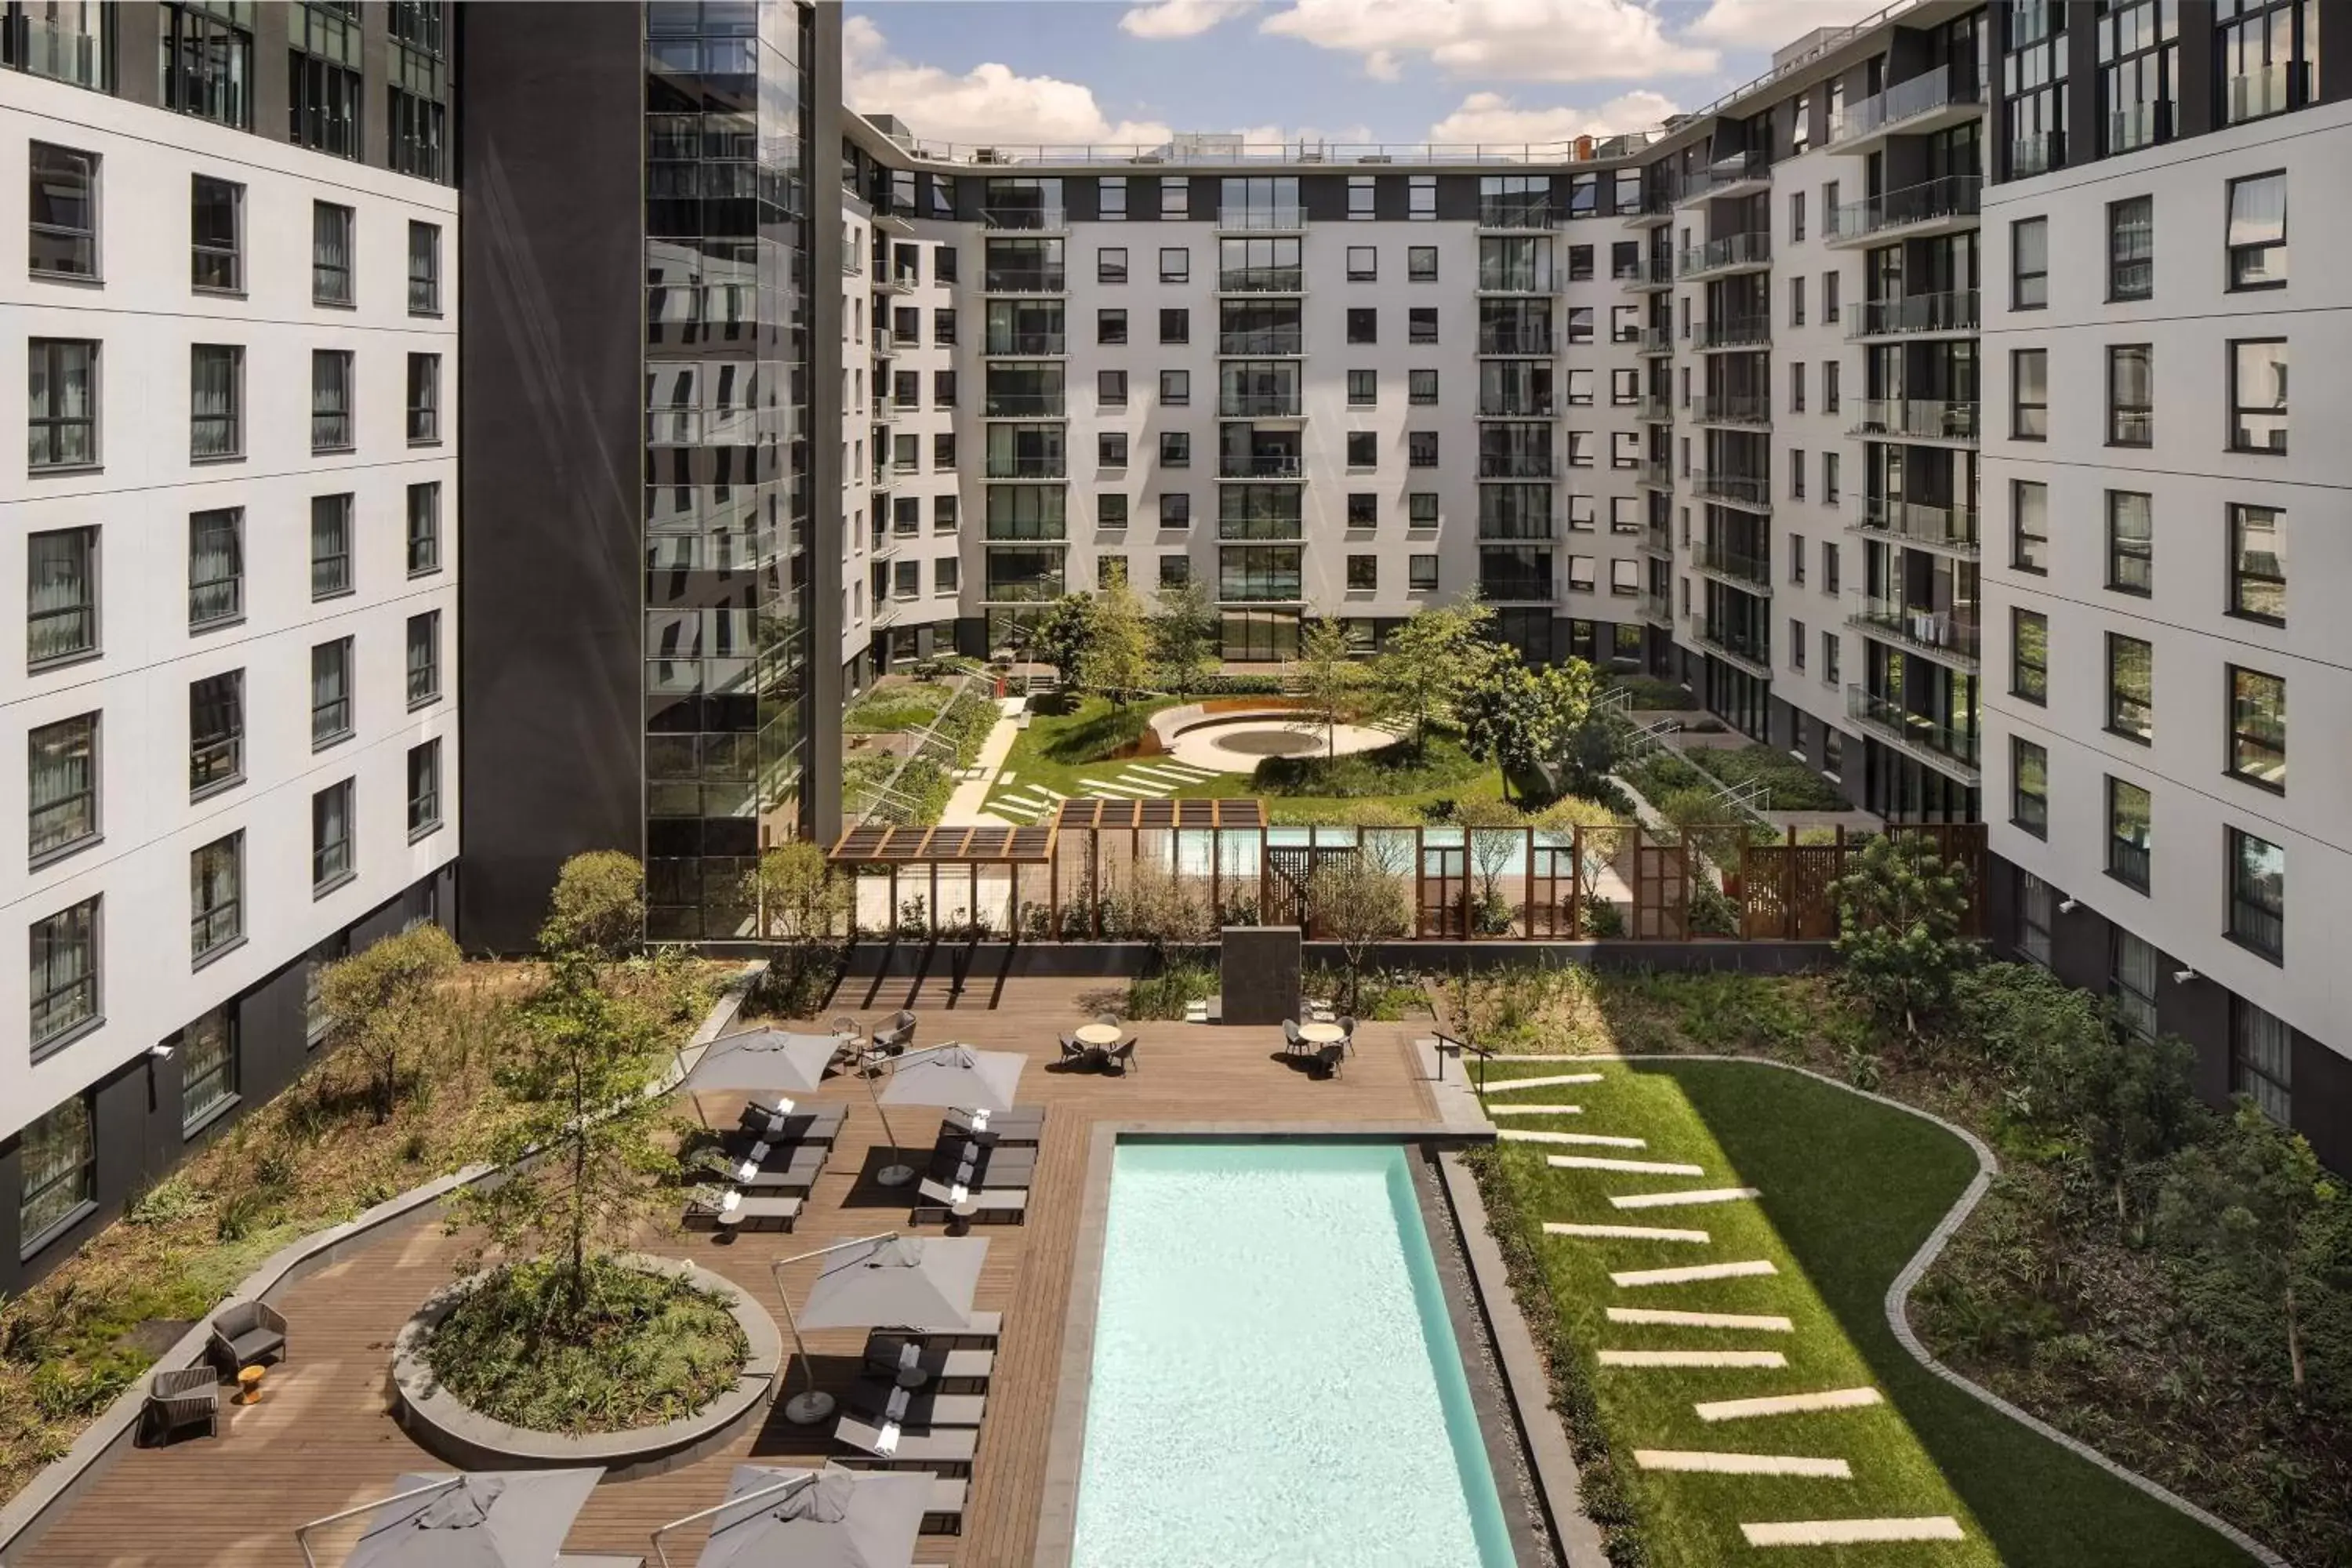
(1074, 1023, 1121, 1048)
(1298, 1022, 1345, 1046)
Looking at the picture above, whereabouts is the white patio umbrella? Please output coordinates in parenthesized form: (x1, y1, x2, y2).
(868, 1044, 1026, 1186)
(296, 1468, 602, 1568)
(766, 1232, 990, 1424)
(649, 1463, 930, 1568)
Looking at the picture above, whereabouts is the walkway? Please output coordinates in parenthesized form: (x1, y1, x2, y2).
(938, 697, 1027, 826)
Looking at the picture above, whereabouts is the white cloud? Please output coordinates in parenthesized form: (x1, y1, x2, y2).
(844, 15, 1174, 149)
(1260, 0, 1717, 83)
(1683, 0, 1885, 49)
(1120, 0, 1254, 38)
(1428, 89, 1679, 144)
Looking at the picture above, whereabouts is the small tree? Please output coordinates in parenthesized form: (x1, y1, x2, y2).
(2158, 1105, 2352, 1400)
(2066, 1027, 2205, 1234)
(1308, 855, 1412, 1014)
(539, 851, 645, 962)
(1452, 797, 1527, 934)
(453, 955, 671, 1319)
(1123, 858, 1216, 969)
(1077, 580, 1153, 706)
(1032, 593, 1101, 690)
(1374, 597, 1495, 757)
(1149, 578, 1220, 702)
(742, 842, 851, 1008)
(1535, 794, 1624, 905)
(1828, 833, 1974, 1039)
(1293, 615, 1366, 757)
(321, 924, 461, 1121)
(1459, 653, 1596, 801)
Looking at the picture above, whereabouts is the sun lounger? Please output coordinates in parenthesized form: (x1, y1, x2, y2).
(681, 1186, 803, 1232)
(708, 1138, 829, 1191)
(862, 1334, 996, 1390)
(843, 1378, 988, 1428)
(922, 1476, 968, 1537)
(734, 1102, 845, 1144)
(832, 1414, 977, 1474)
(912, 1178, 1029, 1226)
(880, 1313, 1000, 1349)
(943, 1105, 1044, 1145)
(926, 1142, 1035, 1188)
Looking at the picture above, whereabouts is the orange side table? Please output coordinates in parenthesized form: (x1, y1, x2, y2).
(235, 1365, 267, 1406)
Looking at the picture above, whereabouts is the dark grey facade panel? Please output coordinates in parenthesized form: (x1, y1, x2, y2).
(808, 0, 848, 844)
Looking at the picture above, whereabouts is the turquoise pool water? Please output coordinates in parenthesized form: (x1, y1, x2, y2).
(1069, 1141, 1514, 1568)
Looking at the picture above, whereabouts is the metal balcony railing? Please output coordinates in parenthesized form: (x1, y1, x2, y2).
(1699, 540, 1771, 585)
(1220, 393, 1303, 418)
(982, 269, 1065, 293)
(1828, 175, 1980, 241)
(1849, 288, 1978, 338)
(1695, 620, 1769, 668)
(1476, 267, 1553, 293)
(982, 394, 1066, 418)
(1478, 394, 1557, 417)
(1855, 497, 1978, 550)
(1847, 685, 1981, 771)
(1850, 398, 1979, 444)
(1826, 64, 1980, 147)
(1677, 230, 1771, 277)
(1694, 393, 1770, 426)
(1691, 470, 1771, 509)
(1849, 596, 1980, 660)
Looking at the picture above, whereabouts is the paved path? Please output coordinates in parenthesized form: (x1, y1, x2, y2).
(938, 699, 1027, 824)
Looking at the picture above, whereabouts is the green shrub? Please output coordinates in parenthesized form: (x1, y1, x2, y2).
(1619, 749, 1711, 801)
(1606, 674, 1696, 710)
(1036, 697, 1161, 766)
(843, 681, 950, 734)
(1127, 962, 1218, 1019)
(1254, 735, 1486, 798)
(1690, 743, 1849, 811)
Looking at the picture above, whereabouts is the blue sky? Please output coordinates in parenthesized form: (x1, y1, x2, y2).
(842, 0, 1886, 152)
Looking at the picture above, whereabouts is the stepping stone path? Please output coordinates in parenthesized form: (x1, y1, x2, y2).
(1480, 1065, 1964, 1552)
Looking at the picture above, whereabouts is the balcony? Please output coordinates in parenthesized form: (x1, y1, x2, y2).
(1623, 255, 1675, 292)
(1693, 393, 1770, 429)
(1691, 470, 1771, 512)
(1849, 497, 1978, 554)
(1693, 620, 1771, 677)
(1847, 685, 1981, 782)
(1640, 523, 1671, 557)
(1479, 573, 1556, 604)
(1636, 589, 1673, 623)
(984, 457, 1066, 480)
(1218, 330, 1304, 356)
(1849, 595, 1980, 665)
(1847, 288, 1978, 340)
(1218, 205, 1305, 232)
(1636, 395, 1672, 423)
(1826, 176, 1980, 249)
(872, 327, 895, 355)
(982, 269, 1066, 294)
(1477, 332, 1556, 356)
(870, 394, 892, 419)
(1682, 150, 1772, 204)
(1697, 539, 1771, 588)
(1218, 453, 1305, 480)
(1677, 230, 1770, 280)
(982, 394, 1066, 419)
(1696, 314, 1770, 352)
(1217, 267, 1305, 294)
(1476, 201, 1556, 230)
(1477, 453, 1555, 478)
(1477, 394, 1556, 418)
(979, 205, 1067, 230)
(2225, 62, 2305, 126)
(1849, 398, 1978, 446)
(870, 268, 916, 296)
(1219, 393, 1304, 419)
(983, 332, 1067, 356)
(1476, 267, 1552, 296)
(1625, 189, 1675, 229)
(1824, 64, 1984, 157)
(2008, 130, 2062, 180)
(2107, 101, 2170, 155)
(1635, 459, 1671, 490)
(1634, 327, 1673, 357)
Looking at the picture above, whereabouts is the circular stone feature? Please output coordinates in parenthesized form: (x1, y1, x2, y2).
(1214, 728, 1323, 757)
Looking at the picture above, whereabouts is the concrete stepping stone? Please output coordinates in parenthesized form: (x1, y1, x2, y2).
(1486, 1073, 1604, 1091)
(1501, 1130, 1646, 1149)
(1485, 1104, 1583, 1116)
(1740, 1518, 1962, 1547)
(1695, 1388, 1882, 1423)
(1611, 1187, 1762, 1210)
(1126, 764, 1199, 782)
(1548, 1156, 1706, 1176)
(1612, 1259, 1777, 1288)
(1635, 1450, 1852, 1479)
(1030, 786, 1069, 799)
(999, 770, 1017, 784)
(1599, 1349, 1788, 1369)
(1545, 1222, 1709, 1243)
(1609, 1307, 1795, 1332)
(1076, 779, 1149, 797)
(992, 800, 1041, 820)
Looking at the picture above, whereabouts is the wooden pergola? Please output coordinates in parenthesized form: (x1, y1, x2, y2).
(1050, 797, 1266, 830)
(826, 824, 1058, 941)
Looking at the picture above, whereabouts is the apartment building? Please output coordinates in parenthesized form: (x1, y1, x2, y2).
(1978, 3, 2349, 1167)
(2, 1, 457, 1290)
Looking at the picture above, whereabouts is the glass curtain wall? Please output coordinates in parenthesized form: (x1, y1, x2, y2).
(641, 0, 813, 940)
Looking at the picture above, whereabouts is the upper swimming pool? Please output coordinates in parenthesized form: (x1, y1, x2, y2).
(1069, 1140, 1513, 1567)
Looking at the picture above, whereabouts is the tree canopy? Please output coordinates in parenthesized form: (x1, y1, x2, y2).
(1458, 652, 1596, 800)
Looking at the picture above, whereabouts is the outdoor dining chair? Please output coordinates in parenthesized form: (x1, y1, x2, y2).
(141, 1367, 219, 1444)
(1105, 1040, 1138, 1074)
(1281, 1018, 1303, 1052)
(1337, 1015, 1358, 1054)
(207, 1300, 288, 1375)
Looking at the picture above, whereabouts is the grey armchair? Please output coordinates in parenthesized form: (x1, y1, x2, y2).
(208, 1299, 288, 1374)
(142, 1367, 219, 1444)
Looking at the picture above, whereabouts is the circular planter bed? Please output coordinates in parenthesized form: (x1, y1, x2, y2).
(390, 1253, 781, 1480)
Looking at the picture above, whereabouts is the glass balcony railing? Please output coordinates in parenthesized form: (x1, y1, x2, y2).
(1691, 470, 1771, 509)
(1218, 205, 1305, 231)
(1218, 267, 1304, 293)
(1219, 393, 1302, 418)
(1847, 685, 1981, 771)
(979, 206, 1067, 230)
(2225, 62, 2301, 125)
(1849, 596, 1980, 660)
(1856, 497, 1978, 550)
(1476, 201, 1556, 230)
(1695, 620, 1769, 667)
(1850, 398, 1979, 444)
(1623, 255, 1675, 287)
(1478, 452, 1555, 478)
(1676, 230, 1770, 278)
(1635, 327, 1671, 354)
(1477, 393, 1556, 417)
(1697, 314, 1770, 350)
(1635, 459, 1671, 488)
(1477, 331, 1555, 355)
(1849, 288, 1978, 339)
(1688, 149, 1771, 197)
(982, 394, 1065, 418)
(2107, 102, 2169, 154)
(1827, 64, 1980, 147)
(983, 456, 1065, 479)
(1479, 573, 1555, 603)
(1698, 540, 1770, 586)
(1218, 331, 1303, 355)
(982, 269, 1065, 293)
(1636, 589, 1672, 622)
(1636, 395, 1672, 422)
(1694, 393, 1770, 426)
(2009, 130, 2062, 179)
(983, 332, 1066, 355)
(1828, 175, 1980, 240)
(1218, 453, 1304, 479)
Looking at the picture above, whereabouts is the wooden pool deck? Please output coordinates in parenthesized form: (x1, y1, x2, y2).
(18, 978, 1437, 1568)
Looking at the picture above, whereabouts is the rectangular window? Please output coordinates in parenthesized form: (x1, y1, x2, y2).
(178, 1006, 237, 1131)
(2020, 873, 2054, 967)
(2227, 503, 2284, 623)
(2229, 339, 2287, 453)
(2105, 491, 2152, 593)
(1347, 555, 1377, 592)
(405, 353, 439, 442)
(1156, 554, 1189, 589)
(28, 339, 98, 469)
(1348, 176, 1374, 220)
(2012, 738, 2049, 837)
(408, 220, 441, 314)
(2112, 929, 2158, 1039)
(1346, 308, 1376, 344)
(1409, 175, 1435, 219)
(1409, 554, 1439, 591)
(27, 713, 98, 862)
(29, 898, 100, 1055)
(1790, 361, 1806, 412)
(1099, 176, 1127, 219)
(189, 345, 241, 459)
(1160, 430, 1190, 467)
(403, 482, 440, 575)
(2107, 344, 2152, 445)
(1790, 274, 1806, 326)
(1789, 188, 1806, 241)
(17, 1095, 94, 1242)
(406, 612, 441, 706)
(190, 833, 242, 964)
(2232, 999, 2292, 1123)
(1346, 245, 1376, 281)
(2012, 216, 2048, 308)
(1346, 369, 1375, 407)
(190, 670, 242, 797)
(313, 201, 354, 304)
(29, 143, 100, 279)
(190, 175, 241, 292)
(1409, 492, 1439, 528)
(1097, 308, 1127, 345)
(1160, 492, 1190, 528)
(290, 32, 362, 158)
(1408, 245, 1437, 281)
(935, 308, 957, 347)
(2107, 776, 2152, 891)
(2107, 195, 2152, 299)
(311, 637, 354, 748)
(2107, 633, 2152, 742)
(1409, 368, 1438, 405)
(1568, 244, 1593, 281)
(2013, 480, 2048, 572)
(2226, 172, 2286, 289)
(935, 557, 960, 593)
(2012, 608, 2048, 702)
(2012, 349, 2048, 440)
(1824, 270, 1840, 322)
(1345, 431, 1377, 469)
(1159, 308, 1189, 345)
(312, 779, 354, 892)
(1408, 430, 1438, 467)
(2227, 828, 2285, 961)
(27, 526, 97, 667)
(189, 507, 242, 626)
(1159, 246, 1189, 283)
(1099, 431, 1128, 467)
(1097, 554, 1127, 590)
(1823, 449, 1841, 503)
(1408, 307, 1438, 344)
(1160, 368, 1189, 407)
(311, 349, 354, 451)
(2228, 666, 2285, 789)
(1790, 619, 1807, 668)
(1098, 247, 1127, 284)
(1160, 177, 1188, 218)
(310, 494, 353, 598)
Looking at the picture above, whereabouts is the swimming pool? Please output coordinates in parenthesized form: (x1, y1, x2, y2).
(1069, 1140, 1514, 1568)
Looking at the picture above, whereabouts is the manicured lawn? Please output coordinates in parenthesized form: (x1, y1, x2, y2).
(1478, 1058, 2256, 1568)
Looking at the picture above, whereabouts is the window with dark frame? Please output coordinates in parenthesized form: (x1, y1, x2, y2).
(189, 670, 242, 797)
(1159, 246, 1189, 283)
(188, 345, 241, 460)
(1347, 555, 1377, 591)
(2229, 339, 2287, 453)
(2227, 502, 2284, 622)
(2107, 343, 2152, 445)
(408, 220, 441, 314)
(2106, 490, 2152, 593)
(2012, 607, 2048, 702)
(2112, 928, 2158, 1038)
(1409, 368, 1438, 405)
(2225, 171, 2286, 288)
(28, 339, 98, 469)
(29, 143, 99, 279)
(2232, 998, 2292, 1123)
(1408, 430, 1438, 467)
(1159, 307, 1189, 345)
(1346, 307, 1376, 344)
(2011, 349, 2048, 440)
(1159, 492, 1189, 528)
(1408, 245, 1437, 281)
(2012, 738, 2049, 837)
(29, 898, 101, 1055)
(190, 175, 241, 292)
(27, 526, 96, 667)
(2107, 195, 2152, 299)
(311, 637, 354, 748)
(2227, 826, 2284, 961)
(406, 611, 440, 706)
(2012, 216, 2048, 307)
(1409, 492, 1439, 528)
(406, 353, 440, 443)
(16, 1094, 94, 1242)
(1160, 368, 1189, 406)
(1159, 430, 1190, 467)
(1409, 554, 1438, 591)
(27, 713, 98, 862)
(310, 493, 353, 598)
(2227, 666, 2285, 789)
(1099, 431, 1127, 467)
(1408, 307, 1437, 344)
(189, 507, 241, 626)
(310, 349, 353, 451)
(312, 777, 354, 891)
(1346, 245, 1376, 281)
(1098, 307, 1127, 345)
(190, 833, 242, 964)
(1098, 246, 1127, 284)
(1346, 431, 1376, 469)
(2107, 632, 2153, 741)
(1347, 493, 1377, 528)
(312, 201, 353, 304)
(1346, 369, 1375, 407)
(2013, 479, 2048, 572)
(1098, 368, 1127, 408)
(2107, 775, 2152, 891)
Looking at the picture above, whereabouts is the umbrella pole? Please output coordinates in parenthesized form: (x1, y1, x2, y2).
(862, 1061, 916, 1188)
(767, 1232, 898, 1426)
